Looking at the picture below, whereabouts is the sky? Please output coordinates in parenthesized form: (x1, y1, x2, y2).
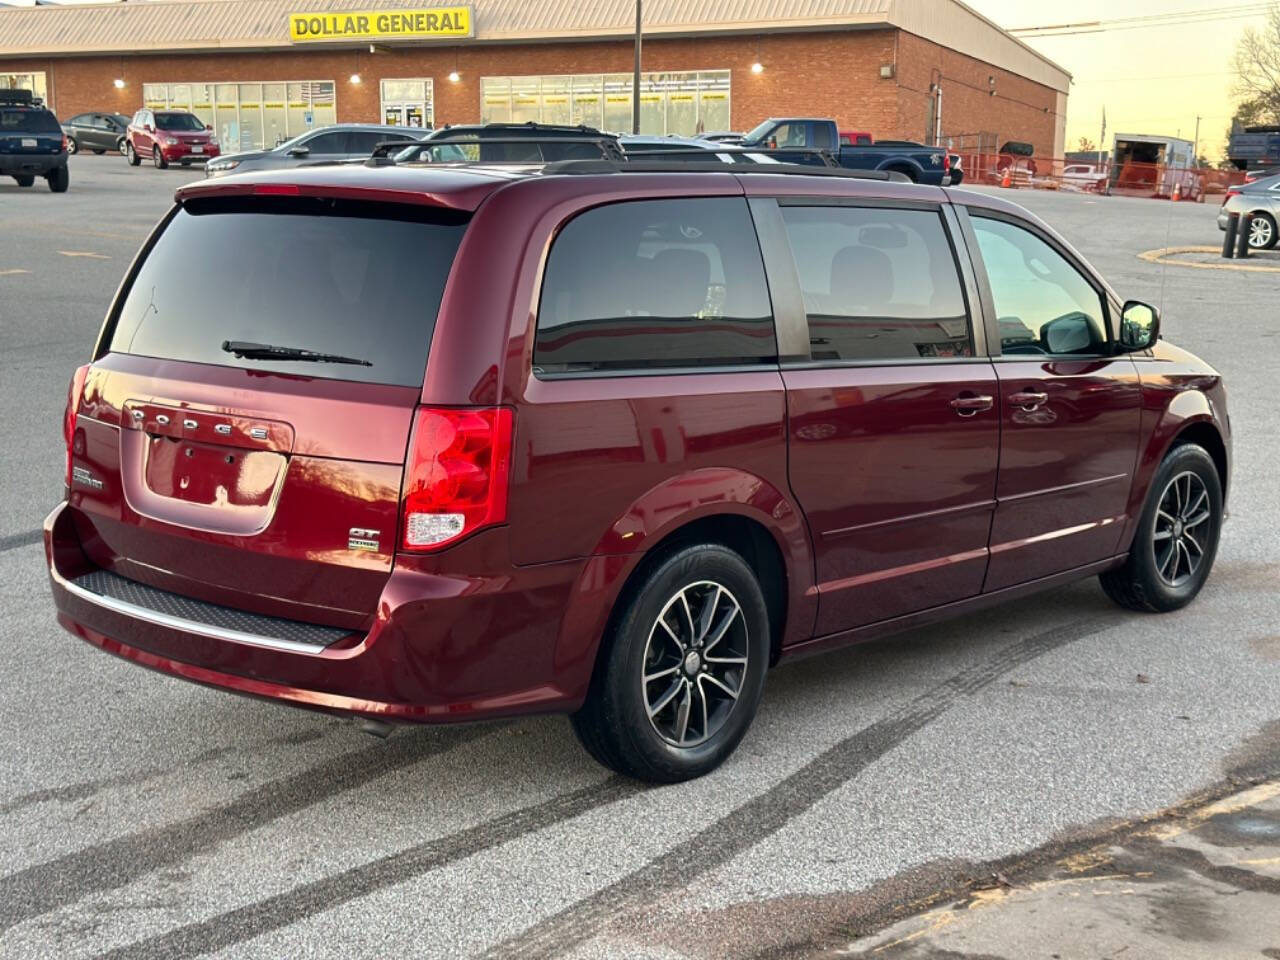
(967, 0, 1272, 159)
(5, 0, 1272, 160)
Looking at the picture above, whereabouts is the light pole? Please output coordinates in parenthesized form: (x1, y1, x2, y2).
(632, 0, 642, 134)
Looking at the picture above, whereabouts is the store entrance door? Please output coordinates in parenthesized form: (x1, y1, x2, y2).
(382, 101, 428, 129)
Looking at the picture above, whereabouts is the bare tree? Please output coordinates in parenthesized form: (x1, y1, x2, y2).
(1233, 3, 1280, 124)
(1076, 136, 1097, 152)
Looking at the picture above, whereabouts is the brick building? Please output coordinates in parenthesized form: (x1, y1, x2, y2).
(0, 0, 1069, 157)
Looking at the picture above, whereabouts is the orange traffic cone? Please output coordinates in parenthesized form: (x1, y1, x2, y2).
(1172, 181, 1182, 202)
(1000, 166, 1012, 188)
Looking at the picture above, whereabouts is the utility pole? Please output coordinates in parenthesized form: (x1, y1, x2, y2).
(632, 0, 642, 134)
(1193, 114, 1201, 164)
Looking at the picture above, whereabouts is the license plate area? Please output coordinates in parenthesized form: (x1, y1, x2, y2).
(191, 145, 203, 154)
(21, 138, 37, 148)
(144, 436, 282, 509)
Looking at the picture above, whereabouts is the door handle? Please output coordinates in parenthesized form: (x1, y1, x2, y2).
(1009, 390, 1049, 411)
(950, 394, 994, 417)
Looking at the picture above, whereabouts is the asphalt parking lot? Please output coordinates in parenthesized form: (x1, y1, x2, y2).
(1, 156, 1278, 958)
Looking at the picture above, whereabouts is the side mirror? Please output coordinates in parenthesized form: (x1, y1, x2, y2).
(287, 144, 310, 157)
(1119, 300, 1160, 352)
(205, 124, 213, 131)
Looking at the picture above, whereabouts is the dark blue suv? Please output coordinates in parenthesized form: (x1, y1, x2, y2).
(1, 89, 69, 192)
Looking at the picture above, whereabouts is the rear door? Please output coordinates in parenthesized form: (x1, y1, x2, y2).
(761, 198, 1001, 634)
(961, 208, 1142, 590)
(71, 195, 467, 628)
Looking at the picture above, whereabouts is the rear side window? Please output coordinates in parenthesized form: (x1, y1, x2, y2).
(0, 109, 61, 134)
(780, 206, 972, 361)
(534, 197, 776, 372)
(107, 199, 467, 387)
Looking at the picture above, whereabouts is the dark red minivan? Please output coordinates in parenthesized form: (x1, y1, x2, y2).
(48, 160, 1230, 782)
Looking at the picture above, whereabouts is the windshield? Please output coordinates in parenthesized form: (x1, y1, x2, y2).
(108, 199, 469, 387)
(742, 120, 775, 143)
(155, 113, 205, 132)
(0, 108, 62, 134)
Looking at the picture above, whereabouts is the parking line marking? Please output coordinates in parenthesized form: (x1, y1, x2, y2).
(57, 250, 111, 259)
(0, 268, 31, 276)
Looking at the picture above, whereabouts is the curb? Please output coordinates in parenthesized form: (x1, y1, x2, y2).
(1139, 244, 1280, 273)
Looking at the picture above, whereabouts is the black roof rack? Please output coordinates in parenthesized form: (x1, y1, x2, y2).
(0, 88, 40, 106)
(621, 145, 839, 167)
(540, 159, 909, 181)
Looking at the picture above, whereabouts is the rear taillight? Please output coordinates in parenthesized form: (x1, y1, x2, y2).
(64, 364, 90, 488)
(1223, 189, 1241, 206)
(400, 406, 514, 551)
(60, 134, 69, 153)
(943, 153, 951, 173)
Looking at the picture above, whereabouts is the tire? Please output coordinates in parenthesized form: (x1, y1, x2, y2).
(570, 543, 771, 783)
(126, 142, 140, 166)
(14, 175, 35, 187)
(66, 137, 79, 155)
(1100, 443, 1223, 613)
(152, 147, 168, 170)
(47, 166, 69, 193)
(117, 138, 127, 156)
(1248, 212, 1277, 250)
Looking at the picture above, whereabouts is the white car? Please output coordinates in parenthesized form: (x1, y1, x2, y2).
(1062, 164, 1108, 191)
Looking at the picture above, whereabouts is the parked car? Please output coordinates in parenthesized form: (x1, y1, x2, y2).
(1244, 165, 1280, 184)
(0, 88, 69, 191)
(126, 109, 220, 168)
(700, 131, 744, 143)
(948, 154, 964, 185)
(1217, 172, 1280, 249)
(50, 161, 1230, 783)
(205, 123, 423, 177)
(737, 117, 951, 183)
(1062, 163, 1108, 192)
(419, 122, 625, 162)
(61, 112, 129, 155)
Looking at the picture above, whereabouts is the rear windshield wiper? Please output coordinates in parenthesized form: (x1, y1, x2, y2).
(221, 340, 372, 367)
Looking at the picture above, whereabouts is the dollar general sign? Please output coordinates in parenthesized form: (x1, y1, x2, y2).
(289, 7, 473, 41)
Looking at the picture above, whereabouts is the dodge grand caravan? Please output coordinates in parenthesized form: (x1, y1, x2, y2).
(48, 160, 1230, 782)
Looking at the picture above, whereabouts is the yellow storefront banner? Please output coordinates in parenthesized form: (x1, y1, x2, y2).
(289, 7, 472, 42)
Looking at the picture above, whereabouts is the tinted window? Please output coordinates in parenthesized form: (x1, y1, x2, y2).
(67, 113, 90, 125)
(812, 125, 834, 149)
(971, 216, 1108, 356)
(0, 109, 61, 134)
(535, 198, 776, 372)
(155, 113, 203, 131)
(108, 200, 468, 387)
(346, 130, 392, 154)
(304, 131, 346, 154)
(780, 206, 972, 361)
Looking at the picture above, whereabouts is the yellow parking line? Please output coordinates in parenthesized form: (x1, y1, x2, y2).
(57, 250, 111, 259)
(0, 268, 32, 276)
(1139, 245, 1280, 273)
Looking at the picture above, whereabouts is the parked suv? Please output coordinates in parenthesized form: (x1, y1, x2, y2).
(126, 109, 219, 168)
(49, 161, 1230, 783)
(0, 89, 69, 191)
(205, 123, 425, 178)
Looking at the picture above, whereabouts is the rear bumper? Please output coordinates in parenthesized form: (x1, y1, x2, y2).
(1, 154, 64, 176)
(45, 501, 588, 723)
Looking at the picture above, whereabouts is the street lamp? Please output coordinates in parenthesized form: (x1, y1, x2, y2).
(750, 62, 764, 74)
(113, 78, 126, 89)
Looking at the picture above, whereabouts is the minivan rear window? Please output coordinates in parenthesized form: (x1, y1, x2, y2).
(107, 199, 468, 387)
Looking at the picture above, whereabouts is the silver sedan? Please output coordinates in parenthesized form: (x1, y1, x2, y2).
(1217, 173, 1280, 249)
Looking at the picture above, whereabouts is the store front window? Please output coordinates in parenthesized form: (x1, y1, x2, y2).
(1, 72, 48, 103)
(141, 80, 336, 149)
(480, 70, 730, 135)
(380, 78, 433, 128)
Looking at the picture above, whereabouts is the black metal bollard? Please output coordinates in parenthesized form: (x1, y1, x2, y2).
(1222, 212, 1239, 259)
(1236, 212, 1253, 259)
